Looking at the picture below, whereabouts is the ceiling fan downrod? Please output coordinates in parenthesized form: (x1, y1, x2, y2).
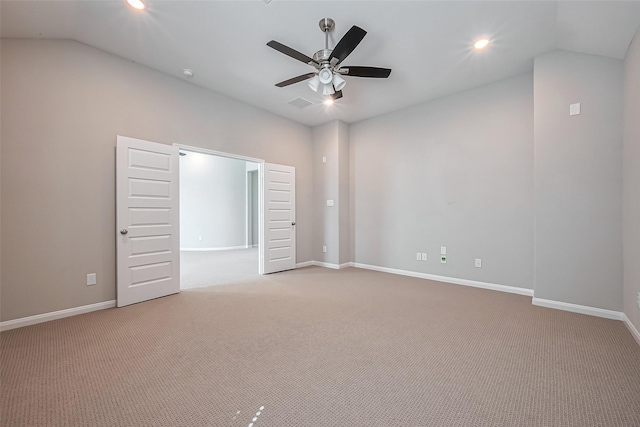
(314, 17, 335, 65)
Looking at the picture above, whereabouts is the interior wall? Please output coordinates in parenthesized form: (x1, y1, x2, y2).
(623, 28, 640, 331)
(179, 153, 247, 250)
(337, 121, 350, 266)
(533, 50, 623, 311)
(350, 74, 534, 290)
(0, 39, 313, 322)
(312, 122, 339, 264)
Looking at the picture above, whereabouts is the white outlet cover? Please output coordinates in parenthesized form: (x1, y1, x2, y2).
(421, 253, 427, 261)
(475, 259, 482, 268)
(326, 200, 334, 207)
(87, 273, 97, 286)
(323, 246, 327, 253)
(440, 247, 447, 255)
(416, 252, 421, 260)
(569, 103, 581, 116)
(322, 156, 326, 163)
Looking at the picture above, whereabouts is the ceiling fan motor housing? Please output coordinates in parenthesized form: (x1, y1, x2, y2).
(312, 49, 333, 64)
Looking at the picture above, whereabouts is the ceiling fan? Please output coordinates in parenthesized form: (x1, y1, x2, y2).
(267, 18, 392, 101)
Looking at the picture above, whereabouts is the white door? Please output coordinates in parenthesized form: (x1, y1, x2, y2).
(261, 163, 296, 274)
(116, 136, 180, 307)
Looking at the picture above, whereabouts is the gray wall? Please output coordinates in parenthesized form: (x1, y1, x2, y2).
(0, 39, 313, 322)
(534, 50, 623, 311)
(623, 29, 640, 331)
(180, 153, 247, 250)
(312, 122, 339, 264)
(337, 121, 350, 265)
(312, 120, 350, 265)
(350, 74, 535, 290)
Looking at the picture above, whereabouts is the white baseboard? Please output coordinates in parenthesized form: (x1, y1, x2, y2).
(181, 245, 248, 252)
(352, 262, 533, 296)
(622, 314, 640, 345)
(532, 297, 623, 320)
(0, 300, 116, 332)
(296, 261, 315, 268)
(295, 261, 353, 270)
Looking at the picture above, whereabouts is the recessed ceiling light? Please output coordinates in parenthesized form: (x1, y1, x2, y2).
(126, 0, 146, 10)
(474, 38, 490, 49)
(183, 69, 194, 77)
(323, 98, 334, 106)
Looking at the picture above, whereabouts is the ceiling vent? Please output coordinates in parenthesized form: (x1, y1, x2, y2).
(287, 97, 314, 109)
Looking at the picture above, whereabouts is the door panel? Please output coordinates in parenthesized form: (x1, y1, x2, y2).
(262, 163, 296, 274)
(117, 136, 180, 307)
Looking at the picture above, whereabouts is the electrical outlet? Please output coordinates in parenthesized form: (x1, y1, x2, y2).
(87, 273, 97, 286)
(198, 235, 203, 241)
(323, 246, 327, 253)
(441, 246, 447, 255)
(441, 256, 447, 264)
(416, 252, 421, 261)
(421, 253, 427, 261)
(475, 259, 482, 268)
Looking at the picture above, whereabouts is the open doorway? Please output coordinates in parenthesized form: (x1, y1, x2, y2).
(178, 148, 262, 289)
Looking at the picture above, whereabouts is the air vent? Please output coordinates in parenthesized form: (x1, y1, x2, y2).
(287, 97, 314, 109)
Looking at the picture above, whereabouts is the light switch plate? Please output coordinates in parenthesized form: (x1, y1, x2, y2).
(416, 252, 421, 260)
(421, 253, 427, 261)
(322, 156, 326, 163)
(326, 200, 334, 207)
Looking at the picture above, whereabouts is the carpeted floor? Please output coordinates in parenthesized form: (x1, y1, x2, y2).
(180, 248, 258, 289)
(2, 267, 640, 426)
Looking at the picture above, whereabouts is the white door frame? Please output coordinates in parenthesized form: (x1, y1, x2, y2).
(246, 169, 259, 249)
(173, 144, 267, 274)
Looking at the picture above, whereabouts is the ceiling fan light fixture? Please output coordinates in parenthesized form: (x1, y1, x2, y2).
(332, 73, 346, 91)
(318, 68, 333, 85)
(322, 84, 335, 96)
(323, 98, 335, 106)
(308, 75, 320, 92)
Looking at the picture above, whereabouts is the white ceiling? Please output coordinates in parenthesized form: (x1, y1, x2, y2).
(2, 1, 639, 127)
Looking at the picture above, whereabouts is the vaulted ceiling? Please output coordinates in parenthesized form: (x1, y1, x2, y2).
(2, 1, 639, 126)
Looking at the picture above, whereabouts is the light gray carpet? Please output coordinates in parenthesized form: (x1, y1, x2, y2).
(2, 267, 640, 426)
(180, 248, 258, 289)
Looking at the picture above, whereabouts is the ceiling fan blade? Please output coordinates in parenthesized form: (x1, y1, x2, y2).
(267, 40, 318, 65)
(275, 73, 316, 87)
(332, 90, 343, 100)
(342, 66, 392, 78)
(329, 25, 367, 64)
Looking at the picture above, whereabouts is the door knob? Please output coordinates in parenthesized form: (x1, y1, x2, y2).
(291, 222, 296, 226)
(120, 229, 128, 235)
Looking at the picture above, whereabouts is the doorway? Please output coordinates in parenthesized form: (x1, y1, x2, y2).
(117, 137, 297, 306)
(177, 147, 262, 290)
